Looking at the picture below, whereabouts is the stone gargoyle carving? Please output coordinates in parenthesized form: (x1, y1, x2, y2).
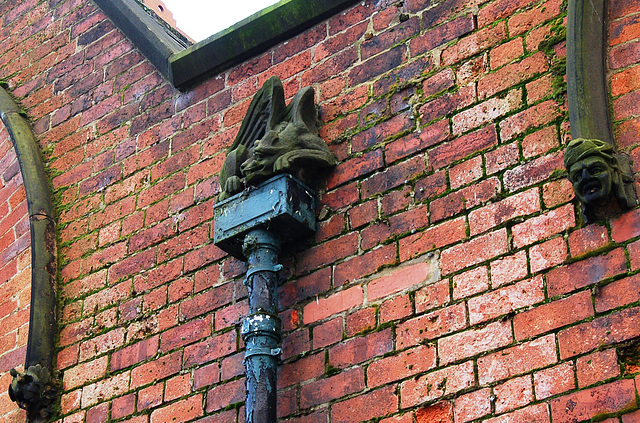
(9, 365, 57, 419)
(564, 138, 638, 222)
(219, 76, 336, 201)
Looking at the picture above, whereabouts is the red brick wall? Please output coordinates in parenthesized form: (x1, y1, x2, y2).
(0, 0, 639, 422)
(0, 124, 31, 423)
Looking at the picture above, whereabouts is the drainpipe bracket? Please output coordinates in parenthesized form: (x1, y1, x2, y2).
(243, 264, 283, 286)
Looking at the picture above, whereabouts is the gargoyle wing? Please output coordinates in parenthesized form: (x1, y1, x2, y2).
(229, 76, 287, 151)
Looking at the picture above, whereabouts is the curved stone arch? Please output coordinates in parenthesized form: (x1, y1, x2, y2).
(0, 87, 57, 421)
(566, 0, 613, 144)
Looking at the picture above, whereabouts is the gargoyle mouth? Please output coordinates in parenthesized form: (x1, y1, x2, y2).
(581, 180, 602, 195)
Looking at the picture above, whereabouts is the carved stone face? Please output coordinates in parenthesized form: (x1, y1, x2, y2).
(568, 156, 613, 206)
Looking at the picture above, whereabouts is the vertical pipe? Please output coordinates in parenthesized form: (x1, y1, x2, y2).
(241, 229, 282, 423)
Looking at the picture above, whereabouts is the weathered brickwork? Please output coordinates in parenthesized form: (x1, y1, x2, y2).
(0, 0, 639, 422)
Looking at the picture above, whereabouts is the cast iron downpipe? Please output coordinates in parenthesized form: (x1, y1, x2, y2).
(0, 87, 57, 421)
(241, 230, 282, 422)
(213, 173, 318, 423)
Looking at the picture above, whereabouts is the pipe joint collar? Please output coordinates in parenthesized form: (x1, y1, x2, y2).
(241, 313, 281, 340)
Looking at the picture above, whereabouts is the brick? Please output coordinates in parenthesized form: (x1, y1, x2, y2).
(442, 22, 507, 66)
(349, 45, 406, 86)
(484, 403, 549, 423)
(179, 283, 233, 321)
(454, 389, 491, 422)
(81, 372, 130, 408)
(568, 224, 608, 258)
(380, 294, 412, 323)
(183, 330, 236, 367)
(345, 307, 375, 337)
(500, 99, 561, 141)
(595, 274, 640, 313)
(328, 329, 393, 369)
(576, 348, 620, 388)
(546, 248, 627, 297)
(362, 155, 426, 198)
(279, 352, 324, 388)
(509, 0, 564, 35)
(130, 350, 181, 388)
(469, 276, 544, 324)
(313, 317, 342, 349)
(486, 142, 519, 175)
(534, 362, 575, 400)
(469, 188, 540, 235)
(367, 344, 437, 387)
(362, 16, 420, 59)
(422, 69, 455, 99)
(410, 15, 475, 56)
(611, 66, 640, 97)
(452, 267, 489, 300)
(399, 217, 467, 261)
(205, 378, 245, 412)
(303, 285, 362, 323)
(296, 232, 359, 275)
(558, 306, 640, 358)
(449, 156, 483, 189)
(160, 318, 211, 353)
(550, 379, 636, 423)
(429, 125, 498, 170)
(150, 394, 203, 423)
(490, 251, 528, 287)
(610, 40, 640, 70)
(416, 402, 453, 423)
(331, 385, 398, 422)
(491, 38, 524, 69)
(112, 393, 135, 420)
(62, 356, 108, 390)
(431, 177, 501, 223)
(368, 260, 439, 301)
(478, 53, 548, 100)
(300, 367, 364, 409)
(400, 361, 475, 408)
(280, 267, 331, 309)
(493, 375, 533, 413)
(612, 208, 640, 243)
(514, 291, 593, 340)
(522, 126, 559, 159)
(415, 279, 450, 313)
(529, 236, 567, 273)
(478, 334, 556, 384)
(440, 229, 509, 275)
(478, 0, 538, 27)
(420, 84, 476, 125)
(352, 114, 414, 154)
(385, 120, 451, 163)
(452, 89, 522, 135)
(397, 303, 466, 349)
(439, 320, 513, 365)
(511, 204, 575, 248)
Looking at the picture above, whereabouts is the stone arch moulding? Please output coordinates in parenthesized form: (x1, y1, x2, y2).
(0, 87, 57, 422)
(566, 0, 613, 144)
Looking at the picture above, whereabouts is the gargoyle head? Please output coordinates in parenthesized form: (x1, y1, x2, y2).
(564, 138, 637, 221)
(219, 77, 336, 201)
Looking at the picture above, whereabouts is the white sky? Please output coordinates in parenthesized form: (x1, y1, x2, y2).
(162, 0, 282, 42)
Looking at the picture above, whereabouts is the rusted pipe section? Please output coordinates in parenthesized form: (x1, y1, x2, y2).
(241, 229, 282, 423)
(0, 87, 57, 421)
